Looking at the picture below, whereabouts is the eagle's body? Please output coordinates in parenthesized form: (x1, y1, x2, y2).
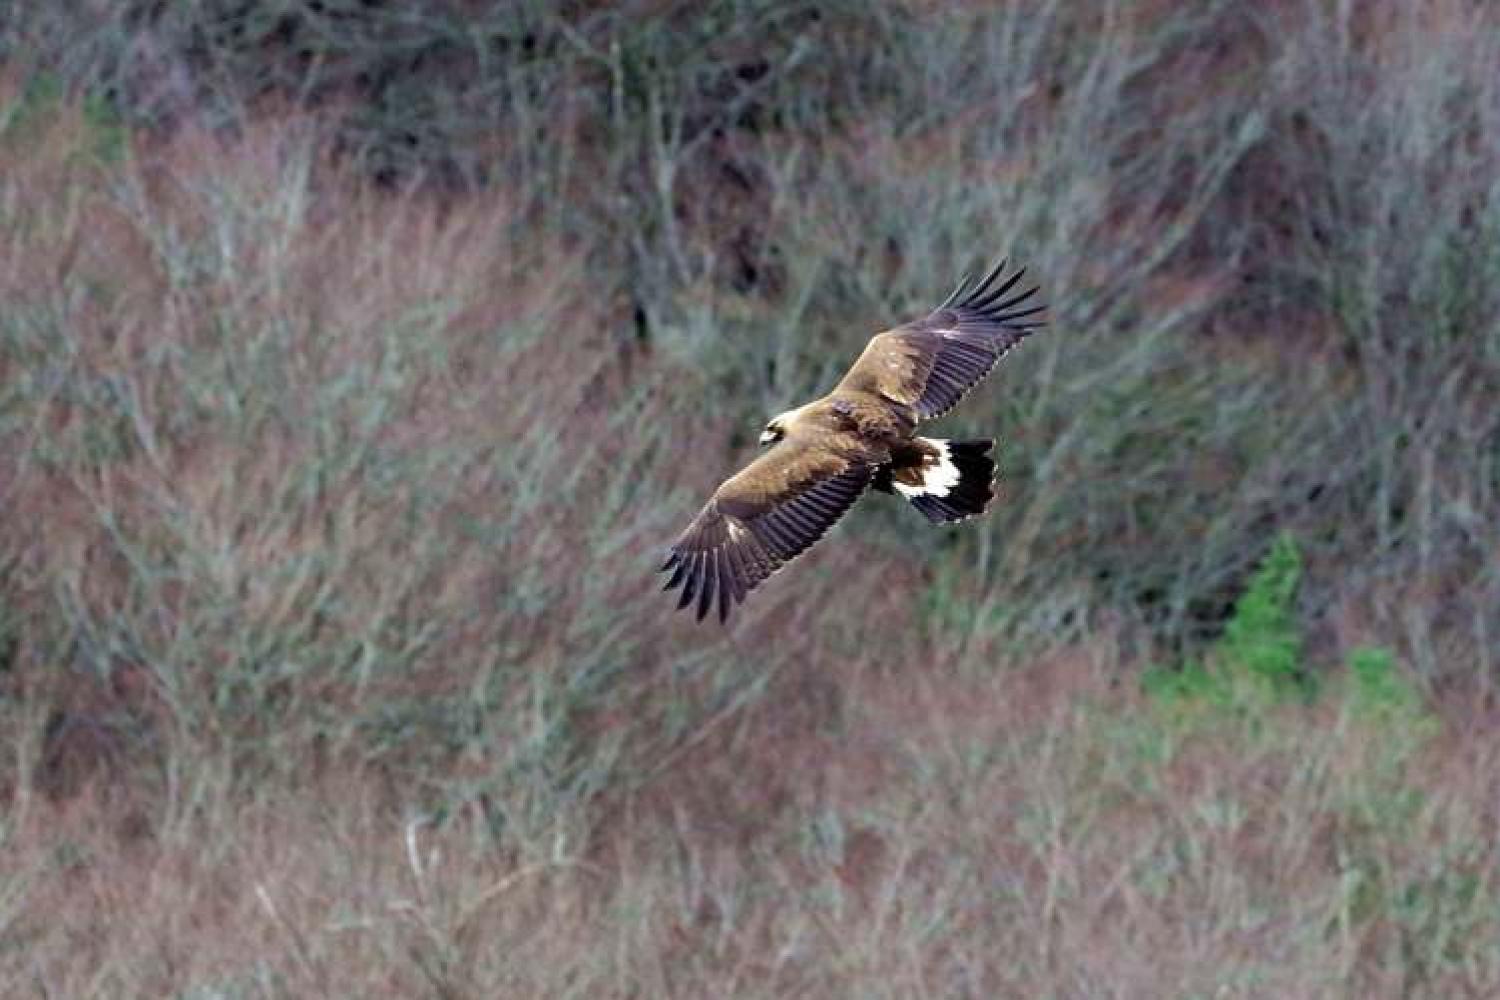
(662, 260, 1045, 622)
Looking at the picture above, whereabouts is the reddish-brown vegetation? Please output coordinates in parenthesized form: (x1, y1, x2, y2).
(2, 2, 1498, 995)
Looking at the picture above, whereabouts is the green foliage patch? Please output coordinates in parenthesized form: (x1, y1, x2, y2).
(1145, 535, 1430, 737)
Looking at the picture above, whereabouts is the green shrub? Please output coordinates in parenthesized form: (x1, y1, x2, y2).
(1144, 536, 1438, 781)
(1144, 533, 1311, 711)
(1217, 533, 1308, 697)
(1347, 648, 1421, 722)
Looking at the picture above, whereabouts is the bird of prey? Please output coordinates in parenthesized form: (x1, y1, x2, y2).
(661, 260, 1045, 622)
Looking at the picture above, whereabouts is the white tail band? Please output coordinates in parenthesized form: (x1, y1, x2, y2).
(892, 439, 961, 499)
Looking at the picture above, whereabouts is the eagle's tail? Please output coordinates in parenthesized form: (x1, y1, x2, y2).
(884, 437, 996, 523)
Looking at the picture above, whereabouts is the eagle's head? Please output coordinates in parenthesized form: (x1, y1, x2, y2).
(761, 403, 810, 445)
(758, 417, 786, 447)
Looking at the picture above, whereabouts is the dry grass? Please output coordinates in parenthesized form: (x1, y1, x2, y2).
(10, 652, 1500, 998)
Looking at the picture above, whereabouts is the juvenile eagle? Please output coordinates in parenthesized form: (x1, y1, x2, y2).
(661, 260, 1045, 622)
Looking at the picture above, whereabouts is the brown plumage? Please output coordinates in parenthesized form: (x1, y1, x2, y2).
(662, 260, 1046, 622)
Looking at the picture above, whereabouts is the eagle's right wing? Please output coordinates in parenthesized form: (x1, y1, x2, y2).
(661, 442, 873, 623)
(836, 260, 1045, 420)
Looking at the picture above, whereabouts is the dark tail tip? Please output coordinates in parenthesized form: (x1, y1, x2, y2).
(911, 438, 996, 524)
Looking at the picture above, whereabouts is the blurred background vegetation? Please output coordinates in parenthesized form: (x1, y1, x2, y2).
(1, 2, 1497, 996)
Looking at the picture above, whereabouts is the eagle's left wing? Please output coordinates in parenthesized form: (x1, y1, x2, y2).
(836, 260, 1045, 420)
(662, 442, 873, 623)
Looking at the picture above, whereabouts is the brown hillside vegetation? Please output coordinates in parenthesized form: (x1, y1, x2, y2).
(1, 1, 1498, 996)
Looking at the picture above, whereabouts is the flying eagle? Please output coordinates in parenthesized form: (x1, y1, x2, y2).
(661, 260, 1045, 622)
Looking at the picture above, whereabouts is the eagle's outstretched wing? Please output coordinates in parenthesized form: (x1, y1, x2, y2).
(836, 260, 1046, 420)
(662, 443, 873, 623)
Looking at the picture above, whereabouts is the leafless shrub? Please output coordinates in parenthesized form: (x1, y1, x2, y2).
(1, 2, 1498, 993)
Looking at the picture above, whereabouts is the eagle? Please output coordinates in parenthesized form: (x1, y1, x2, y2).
(661, 260, 1045, 622)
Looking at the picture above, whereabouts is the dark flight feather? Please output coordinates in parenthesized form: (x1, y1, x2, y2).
(663, 456, 873, 621)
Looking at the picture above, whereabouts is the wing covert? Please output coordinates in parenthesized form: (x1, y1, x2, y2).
(661, 444, 873, 623)
(837, 260, 1046, 420)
